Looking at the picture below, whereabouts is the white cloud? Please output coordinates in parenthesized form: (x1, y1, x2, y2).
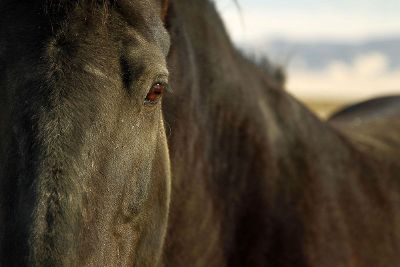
(287, 52, 400, 101)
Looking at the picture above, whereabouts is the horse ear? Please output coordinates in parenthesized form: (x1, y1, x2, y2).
(161, 0, 169, 23)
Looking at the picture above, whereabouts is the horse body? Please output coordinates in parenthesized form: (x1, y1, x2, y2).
(163, 1, 400, 266)
(330, 96, 400, 158)
(1, 0, 400, 266)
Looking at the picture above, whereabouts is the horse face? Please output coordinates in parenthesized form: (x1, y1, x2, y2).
(0, 0, 171, 265)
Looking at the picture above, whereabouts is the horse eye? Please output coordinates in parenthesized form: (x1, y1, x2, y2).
(144, 82, 166, 105)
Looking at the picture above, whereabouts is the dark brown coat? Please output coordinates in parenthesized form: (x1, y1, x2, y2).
(0, 0, 399, 266)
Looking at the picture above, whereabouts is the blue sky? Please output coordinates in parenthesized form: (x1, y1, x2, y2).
(216, 0, 400, 43)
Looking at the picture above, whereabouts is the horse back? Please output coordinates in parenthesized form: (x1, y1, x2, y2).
(328, 96, 400, 157)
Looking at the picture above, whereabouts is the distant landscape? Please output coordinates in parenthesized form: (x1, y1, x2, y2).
(239, 36, 400, 115)
(215, 0, 400, 117)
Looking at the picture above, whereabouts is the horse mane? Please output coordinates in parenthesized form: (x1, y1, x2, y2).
(249, 55, 286, 88)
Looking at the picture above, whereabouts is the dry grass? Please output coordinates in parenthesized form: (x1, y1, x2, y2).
(300, 99, 348, 119)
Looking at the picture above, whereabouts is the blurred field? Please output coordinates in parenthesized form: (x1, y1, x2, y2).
(301, 99, 348, 119)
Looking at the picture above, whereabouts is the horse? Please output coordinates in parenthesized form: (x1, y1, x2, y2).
(0, 0, 399, 266)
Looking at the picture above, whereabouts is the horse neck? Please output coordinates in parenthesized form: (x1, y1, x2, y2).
(167, 52, 358, 265)
(164, 0, 357, 264)
(167, 0, 355, 207)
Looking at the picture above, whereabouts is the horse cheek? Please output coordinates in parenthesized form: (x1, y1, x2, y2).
(134, 117, 171, 266)
(117, 113, 171, 266)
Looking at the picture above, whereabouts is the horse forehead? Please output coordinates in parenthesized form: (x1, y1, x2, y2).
(118, 0, 163, 22)
(118, 0, 170, 53)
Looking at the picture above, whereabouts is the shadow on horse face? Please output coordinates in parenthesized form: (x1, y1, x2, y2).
(0, 0, 171, 265)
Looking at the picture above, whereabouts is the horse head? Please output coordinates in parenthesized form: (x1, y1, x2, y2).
(0, 0, 171, 265)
